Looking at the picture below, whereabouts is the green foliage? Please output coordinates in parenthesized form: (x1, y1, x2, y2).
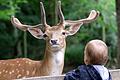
(0, 0, 27, 59)
(65, 44, 84, 65)
(0, 0, 27, 20)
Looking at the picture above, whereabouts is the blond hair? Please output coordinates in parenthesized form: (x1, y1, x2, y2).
(84, 40, 108, 65)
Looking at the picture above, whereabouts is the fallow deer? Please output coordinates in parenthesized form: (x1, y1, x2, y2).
(0, 1, 99, 80)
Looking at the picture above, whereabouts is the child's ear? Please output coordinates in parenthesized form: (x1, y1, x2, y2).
(65, 22, 83, 36)
(28, 27, 44, 39)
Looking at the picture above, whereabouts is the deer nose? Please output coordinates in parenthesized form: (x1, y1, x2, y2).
(50, 40, 57, 45)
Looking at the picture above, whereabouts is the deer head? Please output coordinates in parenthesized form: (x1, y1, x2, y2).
(11, 1, 99, 51)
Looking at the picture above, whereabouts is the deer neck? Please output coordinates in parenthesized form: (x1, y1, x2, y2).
(40, 43, 66, 75)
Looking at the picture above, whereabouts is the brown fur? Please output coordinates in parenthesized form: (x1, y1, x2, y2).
(0, 58, 38, 79)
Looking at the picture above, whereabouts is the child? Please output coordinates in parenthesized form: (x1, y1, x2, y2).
(64, 40, 112, 80)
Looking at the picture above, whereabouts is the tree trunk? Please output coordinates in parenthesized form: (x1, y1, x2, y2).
(23, 32, 27, 58)
(116, 0, 120, 68)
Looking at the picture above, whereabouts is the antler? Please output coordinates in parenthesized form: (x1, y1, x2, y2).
(65, 10, 99, 25)
(57, 1, 65, 25)
(11, 2, 49, 31)
(56, 1, 99, 28)
(40, 2, 48, 27)
(11, 16, 42, 31)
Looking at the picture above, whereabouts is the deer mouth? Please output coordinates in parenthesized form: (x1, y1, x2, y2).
(51, 44, 60, 48)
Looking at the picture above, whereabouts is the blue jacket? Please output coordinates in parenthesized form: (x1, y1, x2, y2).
(64, 65, 112, 80)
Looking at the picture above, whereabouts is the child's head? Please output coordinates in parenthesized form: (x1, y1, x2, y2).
(84, 40, 108, 65)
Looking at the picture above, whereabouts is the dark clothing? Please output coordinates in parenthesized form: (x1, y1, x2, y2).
(64, 65, 112, 80)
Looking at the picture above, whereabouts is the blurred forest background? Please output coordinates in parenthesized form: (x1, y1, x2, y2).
(0, 0, 119, 72)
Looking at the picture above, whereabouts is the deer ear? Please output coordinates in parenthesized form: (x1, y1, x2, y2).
(65, 22, 83, 36)
(28, 27, 44, 39)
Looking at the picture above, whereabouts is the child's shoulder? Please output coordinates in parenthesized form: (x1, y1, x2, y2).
(78, 65, 94, 70)
(76, 65, 95, 75)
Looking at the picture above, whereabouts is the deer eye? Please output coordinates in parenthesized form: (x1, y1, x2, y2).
(62, 32, 66, 35)
(43, 34, 48, 38)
